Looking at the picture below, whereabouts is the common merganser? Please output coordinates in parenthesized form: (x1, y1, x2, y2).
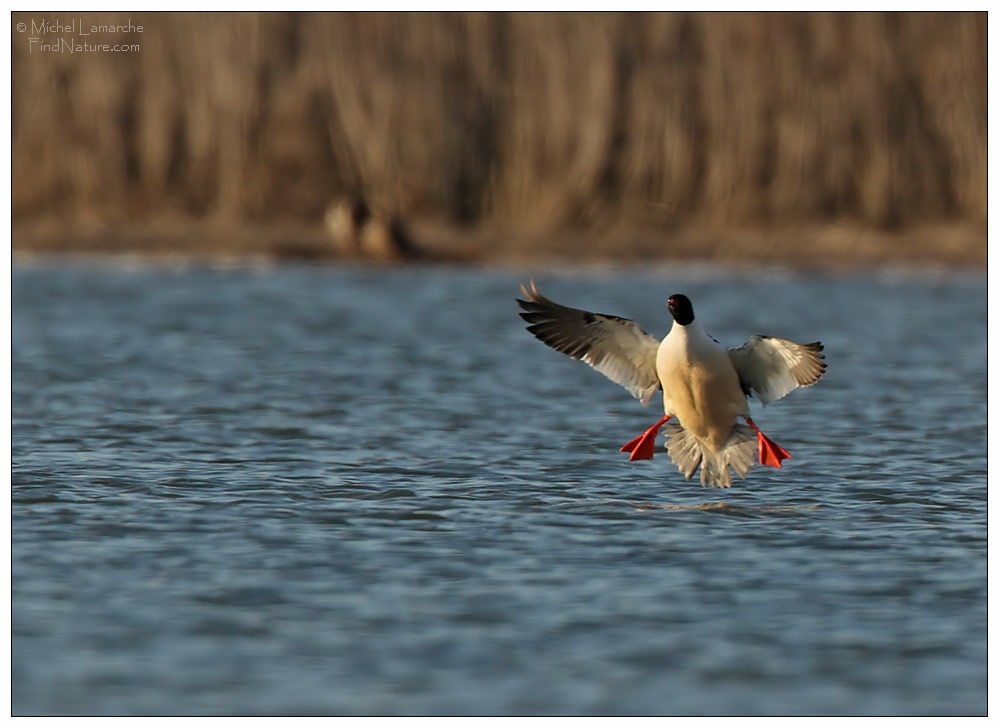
(516, 282, 826, 488)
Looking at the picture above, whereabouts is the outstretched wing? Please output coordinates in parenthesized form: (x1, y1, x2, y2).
(727, 335, 826, 405)
(516, 282, 661, 405)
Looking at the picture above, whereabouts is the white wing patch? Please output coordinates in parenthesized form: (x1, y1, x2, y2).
(517, 282, 660, 405)
(727, 335, 826, 405)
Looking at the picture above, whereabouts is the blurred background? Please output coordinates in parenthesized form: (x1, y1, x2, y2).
(12, 11, 986, 265)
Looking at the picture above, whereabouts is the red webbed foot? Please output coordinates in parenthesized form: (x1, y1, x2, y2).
(620, 414, 672, 462)
(745, 417, 791, 468)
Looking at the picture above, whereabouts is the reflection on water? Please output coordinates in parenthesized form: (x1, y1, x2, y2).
(12, 261, 986, 715)
(631, 501, 823, 514)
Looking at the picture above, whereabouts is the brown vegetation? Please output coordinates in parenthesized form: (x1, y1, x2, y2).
(11, 12, 986, 265)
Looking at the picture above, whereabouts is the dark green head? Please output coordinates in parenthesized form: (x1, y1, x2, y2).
(667, 293, 694, 326)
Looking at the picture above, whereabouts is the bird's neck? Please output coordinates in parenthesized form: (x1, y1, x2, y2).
(669, 318, 705, 341)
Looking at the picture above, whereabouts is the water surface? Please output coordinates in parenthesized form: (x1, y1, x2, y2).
(12, 261, 987, 715)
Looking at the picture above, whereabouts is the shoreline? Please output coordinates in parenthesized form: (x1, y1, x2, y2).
(12, 219, 986, 271)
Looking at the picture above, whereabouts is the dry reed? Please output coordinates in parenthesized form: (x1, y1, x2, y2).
(12, 11, 986, 236)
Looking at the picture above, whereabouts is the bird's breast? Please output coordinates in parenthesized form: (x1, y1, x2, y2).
(656, 330, 747, 450)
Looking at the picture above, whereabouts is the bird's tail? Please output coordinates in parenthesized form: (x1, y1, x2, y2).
(663, 422, 757, 488)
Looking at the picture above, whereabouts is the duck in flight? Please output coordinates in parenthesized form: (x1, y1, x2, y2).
(516, 282, 826, 488)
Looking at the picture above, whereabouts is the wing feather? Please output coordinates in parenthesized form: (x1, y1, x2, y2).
(516, 282, 660, 405)
(727, 335, 826, 405)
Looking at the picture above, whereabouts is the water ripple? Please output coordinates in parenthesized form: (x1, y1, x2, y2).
(12, 263, 986, 716)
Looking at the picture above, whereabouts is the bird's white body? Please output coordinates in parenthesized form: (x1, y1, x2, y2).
(652, 317, 760, 486)
(656, 319, 748, 453)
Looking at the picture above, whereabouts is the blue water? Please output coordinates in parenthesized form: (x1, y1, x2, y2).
(12, 260, 987, 715)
